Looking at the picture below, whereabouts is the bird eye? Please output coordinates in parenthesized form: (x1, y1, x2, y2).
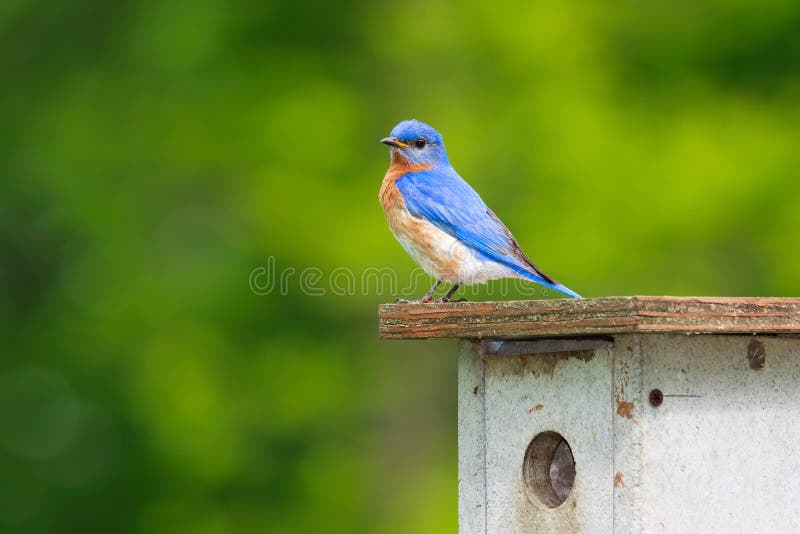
(414, 137, 427, 149)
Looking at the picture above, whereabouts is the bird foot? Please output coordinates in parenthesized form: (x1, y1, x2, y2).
(438, 297, 468, 303)
(395, 297, 433, 304)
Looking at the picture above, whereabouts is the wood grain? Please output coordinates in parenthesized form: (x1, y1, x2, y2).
(378, 296, 800, 339)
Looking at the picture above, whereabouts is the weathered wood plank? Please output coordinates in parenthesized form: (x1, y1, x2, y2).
(378, 296, 800, 339)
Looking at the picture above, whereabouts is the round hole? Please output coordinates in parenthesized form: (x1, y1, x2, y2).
(522, 431, 575, 508)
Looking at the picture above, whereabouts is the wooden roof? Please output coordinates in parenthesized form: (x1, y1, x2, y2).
(378, 296, 800, 339)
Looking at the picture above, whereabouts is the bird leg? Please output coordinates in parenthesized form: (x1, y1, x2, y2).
(438, 283, 466, 303)
(396, 280, 441, 304)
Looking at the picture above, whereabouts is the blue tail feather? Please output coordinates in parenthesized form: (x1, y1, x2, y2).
(515, 269, 582, 299)
(546, 282, 582, 299)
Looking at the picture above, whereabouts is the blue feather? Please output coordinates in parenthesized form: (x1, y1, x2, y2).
(395, 165, 582, 299)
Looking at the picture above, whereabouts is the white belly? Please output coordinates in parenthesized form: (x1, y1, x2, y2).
(393, 219, 520, 285)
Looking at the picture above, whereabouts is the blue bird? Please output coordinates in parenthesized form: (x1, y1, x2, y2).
(379, 119, 581, 303)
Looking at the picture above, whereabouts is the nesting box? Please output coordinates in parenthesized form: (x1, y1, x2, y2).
(379, 297, 800, 533)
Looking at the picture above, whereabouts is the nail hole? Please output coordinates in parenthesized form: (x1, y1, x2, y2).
(522, 431, 575, 508)
(649, 389, 663, 407)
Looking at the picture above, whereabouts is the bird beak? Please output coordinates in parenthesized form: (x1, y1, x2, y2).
(380, 136, 407, 148)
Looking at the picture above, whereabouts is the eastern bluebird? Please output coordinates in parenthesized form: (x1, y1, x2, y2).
(379, 119, 581, 303)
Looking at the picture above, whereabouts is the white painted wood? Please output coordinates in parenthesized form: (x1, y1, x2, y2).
(457, 333, 800, 533)
(458, 340, 486, 534)
(639, 334, 800, 533)
(482, 344, 615, 533)
(612, 334, 644, 532)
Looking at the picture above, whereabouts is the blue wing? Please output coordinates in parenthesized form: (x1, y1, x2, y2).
(395, 166, 581, 299)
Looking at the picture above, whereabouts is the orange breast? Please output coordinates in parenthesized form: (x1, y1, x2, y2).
(379, 158, 425, 242)
(378, 157, 461, 281)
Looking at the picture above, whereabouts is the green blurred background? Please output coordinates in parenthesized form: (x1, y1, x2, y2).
(2, 0, 799, 532)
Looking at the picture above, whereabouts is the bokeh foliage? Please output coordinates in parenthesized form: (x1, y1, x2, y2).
(1, 0, 799, 532)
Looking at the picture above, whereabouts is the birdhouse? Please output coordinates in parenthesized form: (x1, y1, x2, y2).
(379, 297, 800, 533)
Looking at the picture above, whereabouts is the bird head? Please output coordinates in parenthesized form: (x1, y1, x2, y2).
(381, 120, 448, 166)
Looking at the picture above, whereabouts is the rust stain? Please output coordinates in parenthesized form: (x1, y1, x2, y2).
(616, 400, 634, 419)
(617, 361, 629, 398)
(747, 339, 765, 370)
(500, 350, 595, 379)
(528, 403, 544, 413)
(614, 471, 625, 488)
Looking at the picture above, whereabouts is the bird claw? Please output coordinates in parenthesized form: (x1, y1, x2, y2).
(395, 297, 434, 304)
(395, 296, 466, 303)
